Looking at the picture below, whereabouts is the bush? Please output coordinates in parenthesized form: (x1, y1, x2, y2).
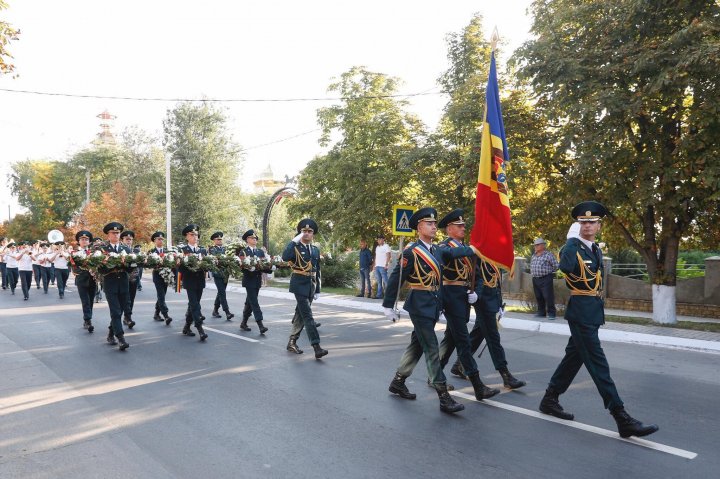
(321, 254, 358, 288)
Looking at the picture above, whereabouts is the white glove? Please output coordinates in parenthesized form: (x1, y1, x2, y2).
(467, 291, 478, 304)
(292, 233, 304, 243)
(383, 307, 399, 322)
(567, 222, 581, 239)
(313, 293, 319, 301)
(271, 265, 277, 271)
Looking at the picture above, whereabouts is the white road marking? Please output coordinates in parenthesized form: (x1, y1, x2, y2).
(450, 391, 697, 460)
(203, 327, 260, 343)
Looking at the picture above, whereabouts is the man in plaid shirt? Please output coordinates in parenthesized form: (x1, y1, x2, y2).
(530, 238, 559, 319)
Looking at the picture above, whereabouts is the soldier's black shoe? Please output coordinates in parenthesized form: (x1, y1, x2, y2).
(611, 407, 659, 438)
(153, 311, 162, 321)
(117, 335, 130, 351)
(123, 317, 135, 329)
(84, 320, 94, 333)
(286, 337, 303, 354)
(312, 343, 328, 359)
(211, 308, 221, 318)
(197, 325, 208, 341)
(389, 373, 416, 400)
(499, 367, 526, 389)
(257, 320, 268, 334)
(225, 312, 234, 321)
(427, 378, 454, 391)
(450, 361, 467, 379)
(107, 330, 118, 345)
(539, 388, 574, 420)
(436, 385, 464, 413)
(314, 322, 321, 328)
(239, 320, 251, 331)
(200, 315, 206, 322)
(468, 372, 500, 400)
(182, 323, 196, 337)
(165, 316, 173, 325)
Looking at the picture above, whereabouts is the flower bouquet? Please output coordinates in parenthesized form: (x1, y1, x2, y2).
(182, 253, 218, 273)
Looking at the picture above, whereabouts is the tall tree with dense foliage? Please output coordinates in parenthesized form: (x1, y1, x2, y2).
(163, 102, 245, 237)
(291, 67, 426, 244)
(0, 0, 20, 76)
(514, 0, 720, 322)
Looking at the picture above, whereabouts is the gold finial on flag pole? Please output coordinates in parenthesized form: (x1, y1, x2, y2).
(490, 26, 500, 52)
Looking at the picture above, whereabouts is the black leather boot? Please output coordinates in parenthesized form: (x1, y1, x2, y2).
(182, 321, 196, 337)
(436, 384, 464, 413)
(239, 319, 251, 331)
(539, 388, 574, 420)
(153, 311, 162, 321)
(450, 361, 467, 379)
(197, 324, 208, 341)
(389, 373, 417, 400)
(117, 335, 130, 351)
(611, 407, 659, 438)
(312, 343, 328, 359)
(499, 366, 526, 389)
(125, 315, 135, 329)
(286, 337, 303, 354)
(257, 320, 268, 334)
(107, 328, 117, 345)
(211, 307, 221, 318)
(468, 372, 501, 400)
(225, 311, 234, 321)
(163, 312, 173, 326)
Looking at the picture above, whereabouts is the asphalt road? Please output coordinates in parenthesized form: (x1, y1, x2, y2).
(1, 279, 718, 478)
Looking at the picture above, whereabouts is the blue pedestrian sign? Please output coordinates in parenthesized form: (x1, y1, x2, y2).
(392, 205, 415, 237)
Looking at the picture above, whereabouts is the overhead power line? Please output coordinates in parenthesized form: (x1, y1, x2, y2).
(0, 87, 443, 103)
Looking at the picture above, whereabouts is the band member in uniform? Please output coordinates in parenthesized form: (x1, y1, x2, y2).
(16, 241, 35, 300)
(3, 242, 19, 295)
(383, 207, 480, 414)
(179, 224, 208, 341)
(149, 231, 173, 325)
(434, 209, 502, 399)
(48, 241, 70, 299)
(209, 231, 234, 321)
(73, 231, 96, 332)
(539, 201, 658, 438)
(100, 222, 131, 351)
(37, 242, 53, 293)
(31, 241, 42, 290)
(0, 237, 7, 290)
(120, 230, 139, 329)
(283, 218, 327, 359)
(239, 229, 268, 334)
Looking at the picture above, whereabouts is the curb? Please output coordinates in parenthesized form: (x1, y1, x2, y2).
(206, 283, 720, 355)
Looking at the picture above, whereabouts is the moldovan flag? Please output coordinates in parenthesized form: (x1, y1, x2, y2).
(469, 51, 515, 274)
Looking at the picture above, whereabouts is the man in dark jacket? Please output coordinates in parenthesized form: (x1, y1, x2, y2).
(179, 224, 208, 341)
(148, 231, 173, 325)
(73, 230, 96, 333)
(239, 229, 269, 334)
(100, 222, 132, 351)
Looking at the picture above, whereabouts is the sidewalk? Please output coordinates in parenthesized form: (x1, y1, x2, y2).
(208, 279, 720, 355)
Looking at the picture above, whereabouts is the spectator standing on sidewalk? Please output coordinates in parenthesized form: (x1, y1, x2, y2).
(357, 239, 373, 298)
(530, 238, 559, 319)
(373, 234, 391, 299)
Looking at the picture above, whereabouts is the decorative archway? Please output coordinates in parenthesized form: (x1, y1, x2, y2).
(262, 186, 298, 253)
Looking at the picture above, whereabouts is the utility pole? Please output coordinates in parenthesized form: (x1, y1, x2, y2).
(165, 153, 172, 247)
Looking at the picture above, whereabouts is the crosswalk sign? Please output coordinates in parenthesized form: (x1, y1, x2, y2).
(392, 205, 415, 237)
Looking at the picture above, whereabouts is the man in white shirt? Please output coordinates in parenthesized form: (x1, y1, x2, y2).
(373, 234, 392, 299)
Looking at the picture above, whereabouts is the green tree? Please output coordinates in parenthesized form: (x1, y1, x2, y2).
(162, 102, 245, 238)
(291, 67, 426, 245)
(0, 0, 20, 76)
(513, 0, 720, 322)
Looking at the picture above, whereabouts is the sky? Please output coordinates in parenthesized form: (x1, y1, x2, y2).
(0, 0, 534, 221)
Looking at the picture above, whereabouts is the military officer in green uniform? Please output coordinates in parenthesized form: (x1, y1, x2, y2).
(148, 231, 173, 325)
(434, 208, 502, 399)
(239, 229, 269, 334)
(282, 218, 327, 359)
(539, 201, 658, 438)
(100, 222, 131, 351)
(383, 207, 479, 414)
(209, 231, 234, 321)
(73, 230, 96, 333)
(120, 230, 139, 330)
(179, 224, 209, 341)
